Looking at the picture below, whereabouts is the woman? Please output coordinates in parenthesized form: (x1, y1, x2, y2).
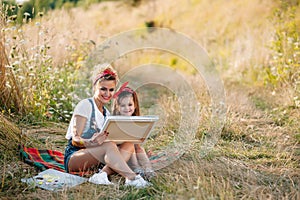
(64, 65, 150, 188)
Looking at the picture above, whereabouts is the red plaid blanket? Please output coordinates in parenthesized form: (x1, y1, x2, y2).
(20, 146, 176, 176)
(21, 146, 65, 172)
(20, 146, 94, 176)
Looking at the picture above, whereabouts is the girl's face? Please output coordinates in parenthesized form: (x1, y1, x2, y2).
(119, 96, 135, 116)
(94, 80, 116, 104)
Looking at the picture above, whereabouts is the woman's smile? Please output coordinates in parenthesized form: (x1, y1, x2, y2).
(94, 80, 116, 104)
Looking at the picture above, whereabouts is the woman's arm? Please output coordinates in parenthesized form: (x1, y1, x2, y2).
(71, 115, 108, 148)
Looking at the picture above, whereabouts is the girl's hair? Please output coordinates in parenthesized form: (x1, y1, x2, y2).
(112, 87, 140, 116)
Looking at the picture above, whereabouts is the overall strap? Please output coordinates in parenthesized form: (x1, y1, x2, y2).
(87, 98, 96, 127)
(103, 105, 107, 118)
(88, 98, 106, 129)
(80, 98, 99, 139)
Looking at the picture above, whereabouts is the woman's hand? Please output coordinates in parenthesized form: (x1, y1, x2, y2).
(90, 131, 109, 145)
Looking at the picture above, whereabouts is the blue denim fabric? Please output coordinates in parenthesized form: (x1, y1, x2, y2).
(64, 139, 82, 172)
(64, 98, 106, 172)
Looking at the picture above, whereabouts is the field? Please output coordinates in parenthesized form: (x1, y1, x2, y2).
(0, 0, 299, 199)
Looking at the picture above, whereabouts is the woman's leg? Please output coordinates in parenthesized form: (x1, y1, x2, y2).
(68, 142, 136, 179)
(102, 142, 135, 175)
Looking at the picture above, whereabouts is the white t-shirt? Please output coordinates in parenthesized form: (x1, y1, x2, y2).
(65, 98, 110, 140)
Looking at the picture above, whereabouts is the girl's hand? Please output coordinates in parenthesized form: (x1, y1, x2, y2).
(91, 131, 109, 145)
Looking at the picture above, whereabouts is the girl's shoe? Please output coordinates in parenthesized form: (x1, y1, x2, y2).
(144, 168, 156, 180)
(125, 175, 151, 188)
(133, 168, 144, 175)
(134, 168, 156, 180)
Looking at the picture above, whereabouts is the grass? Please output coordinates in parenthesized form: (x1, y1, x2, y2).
(1, 81, 299, 199)
(1, 0, 300, 199)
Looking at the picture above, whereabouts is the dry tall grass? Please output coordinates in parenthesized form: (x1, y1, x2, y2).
(0, 9, 25, 115)
(23, 0, 276, 78)
(0, 113, 23, 153)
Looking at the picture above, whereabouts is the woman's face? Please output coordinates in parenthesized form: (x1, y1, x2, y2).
(118, 96, 135, 116)
(94, 80, 116, 104)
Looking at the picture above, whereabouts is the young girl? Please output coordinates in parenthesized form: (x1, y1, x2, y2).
(112, 83, 156, 180)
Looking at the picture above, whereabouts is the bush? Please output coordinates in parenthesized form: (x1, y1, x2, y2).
(265, 0, 300, 107)
(0, 2, 89, 123)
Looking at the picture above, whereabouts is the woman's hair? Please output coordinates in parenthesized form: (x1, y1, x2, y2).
(92, 65, 118, 92)
(112, 87, 140, 116)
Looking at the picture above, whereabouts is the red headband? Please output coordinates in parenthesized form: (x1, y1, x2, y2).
(93, 69, 116, 85)
(113, 82, 134, 98)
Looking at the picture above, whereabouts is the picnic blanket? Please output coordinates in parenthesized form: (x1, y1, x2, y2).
(20, 146, 65, 172)
(20, 146, 180, 176)
(20, 146, 101, 176)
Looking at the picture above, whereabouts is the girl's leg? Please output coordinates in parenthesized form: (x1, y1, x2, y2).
(68, 142, 136, 180)
(135, 144, 152, 169)
(128, 148, 140, 171)
(135, 144, 156, 180)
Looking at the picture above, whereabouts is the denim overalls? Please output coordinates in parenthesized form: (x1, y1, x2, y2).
(64, 98, 106, 172)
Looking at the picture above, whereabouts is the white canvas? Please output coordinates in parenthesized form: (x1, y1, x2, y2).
(102, 115, 159, 144)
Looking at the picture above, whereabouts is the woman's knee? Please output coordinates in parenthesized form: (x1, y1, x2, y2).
(102, 141, 119, 151)
(119, 142, 134, 152)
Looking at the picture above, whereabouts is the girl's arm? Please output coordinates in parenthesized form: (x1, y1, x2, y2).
(71, 115, 108, 147)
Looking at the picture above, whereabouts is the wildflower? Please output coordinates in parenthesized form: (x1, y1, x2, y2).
(5, 82, 12, 88)
(10, 6, 16, 11)
(56, 103, 63, 108)
(5, 65, 13, 69)
(23, 12, 30, 22)
(9, 15, 17, 21)
(24, 12, 30, 16)
(18, 75, 25, 80)
(12, 61, 20, 65)
(60, 95, 67, 100)
(287, 37, 293, 44)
